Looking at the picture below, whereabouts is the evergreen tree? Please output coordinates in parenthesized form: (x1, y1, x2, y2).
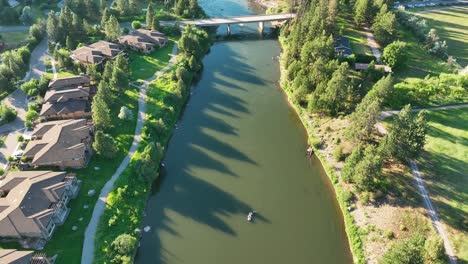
(66, 36, 74, 50)
(101, 7, 110, 28)
(93, 130, 118, 158)
(151, 16, 160, 30)
(354, 0, 370, 25)
(116, 0, 130, 15)
(92, 96, 112, 130)
(86, 64, 101, 84)
(146, 3, 154, 28)
(371, 5, 396, 46)
(353, 144, 383, 192)
(105, 15, 121, 41)
(346, 75, 393, 141)
(102, 61, 114, 83)
(134, 142, 164, 181)
(95, 80, 113, 106)
(110, 55, 129, 93)
(317, 62, 350, 115)
(47, 11, 60, 42)
(388, 105, 427, 161)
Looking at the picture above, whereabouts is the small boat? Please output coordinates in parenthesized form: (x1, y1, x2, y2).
(247, 210, 256, 222)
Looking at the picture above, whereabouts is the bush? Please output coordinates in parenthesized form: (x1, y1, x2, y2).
(384, 230, 394, 239)
(118, 106, 133, 120)
(111, 233, 137, 255)
(423, 236, 445, 264)
(355, 54, 377, 63)
(333, 145, 345, 161)
(17, 135, 24, 142)
(0, 103, 17, 123)
(379, 233, 425, 264)
(21, 79, 40, 97)
(341, 190, 354, 206)
(311, 137, 322, 149)
(361, 191, 370, 204)
(131, 20, 141, 30)
(382, 41, 407, 69)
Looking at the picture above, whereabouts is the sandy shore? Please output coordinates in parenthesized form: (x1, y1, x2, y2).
(252, 0, 280, 9)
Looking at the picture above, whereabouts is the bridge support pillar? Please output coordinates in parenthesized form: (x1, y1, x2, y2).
(227, 24, 231, 35)
(259, 21, 264, 34)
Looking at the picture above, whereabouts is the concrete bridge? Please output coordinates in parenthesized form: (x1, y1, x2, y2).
(161, 13, 296, 34)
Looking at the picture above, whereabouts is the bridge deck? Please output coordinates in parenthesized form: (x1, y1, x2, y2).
(162, 13, 295, 26)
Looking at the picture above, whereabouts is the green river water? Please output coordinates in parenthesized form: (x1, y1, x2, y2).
(135, 1, 353, 263)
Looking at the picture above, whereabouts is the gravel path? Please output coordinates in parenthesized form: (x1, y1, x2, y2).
(81, 44, 178, 264)
(376, 104, 468, 264)
(363, 25, 381, 62)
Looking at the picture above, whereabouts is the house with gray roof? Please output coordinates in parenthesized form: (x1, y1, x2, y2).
(0, 249, 53, 264)
(22, 119, 93, 169)
(0, 171, 80, 241)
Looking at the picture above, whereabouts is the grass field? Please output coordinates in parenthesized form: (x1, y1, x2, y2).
(39, 85, 140, 264)
(417, 107, 468, 262)
(336, 14, 373, 56)
(0, 31, 31, 49)
(416, 6, 468, 67)
(129, 38, 177, 81)
(393, 24, 454, 81)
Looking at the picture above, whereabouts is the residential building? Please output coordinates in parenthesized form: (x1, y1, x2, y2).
(0, 249, 53, 264)
(22, 119, 93, 169)
(334, 36, 353, 58)
(118, 29, 168, 54)
(71, 41, 121, 66)
(355, 63, 392, 73)
(48, 74, 90, 90)
(0, 171, 80, 241)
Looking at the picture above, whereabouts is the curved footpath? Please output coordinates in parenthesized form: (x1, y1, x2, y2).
(377, 103, 468, 264)
(81, 44, 178, 264)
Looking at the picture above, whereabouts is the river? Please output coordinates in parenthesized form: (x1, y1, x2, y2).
(135, 0, 353, 263)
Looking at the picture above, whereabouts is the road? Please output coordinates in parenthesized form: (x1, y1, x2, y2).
(81, 44, 179, 264)
(364, 25, 381, 62)
(0, 25, 30, 32)
(0, 37, 50, 168)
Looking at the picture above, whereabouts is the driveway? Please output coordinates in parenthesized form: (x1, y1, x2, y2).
(0, 37, 50, 168)
(0, 26, 30, 32)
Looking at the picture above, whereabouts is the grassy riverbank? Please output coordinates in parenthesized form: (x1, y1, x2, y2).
(93, 26, 212, 263)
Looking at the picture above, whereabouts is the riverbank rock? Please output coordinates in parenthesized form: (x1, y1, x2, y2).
(144, 226, 151, 232)
(88, 189, 96, 196)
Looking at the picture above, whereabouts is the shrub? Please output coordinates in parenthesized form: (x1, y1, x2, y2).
(382, 41, 408, 69)
(423, 235, 445, 264)
(111, 234, 137, 255)
(361, 191, 370, 204)
(384, 230, 394, 239)
(118, 106, 133, 120)
(131, 20, 141, 30)
(311, 137, 322, 149)
(17, 135, 24, 142)
(0, 168, 4, 176)
(341, 190, 354, 206)
(379, 233, 425, 264)
(333, 145, 345, 161)
(0, 103, 17, 123)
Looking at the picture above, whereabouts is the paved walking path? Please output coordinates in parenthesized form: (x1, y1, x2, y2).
(81, 44, 178, 264)
(410, 160, 458, 264)
(363, 25, 381, 62)
(376, 103, 468, 264)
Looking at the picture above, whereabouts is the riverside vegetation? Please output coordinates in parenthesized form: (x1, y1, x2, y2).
(279, 0, 465, 262)
(93, 24, 212, 264)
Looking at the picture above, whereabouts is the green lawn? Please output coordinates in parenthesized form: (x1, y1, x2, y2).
(40, 85, 140, 264)
(417, 107, 468, 262)
(0, 31, 31, 49)
(393, 24, 454, 81)
(129, 38, 177, 81)
(44, 70, 76, 80)
(336, 14, 373, 56)
(416, 6, 468, 67)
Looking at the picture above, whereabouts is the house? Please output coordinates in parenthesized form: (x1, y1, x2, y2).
(71, 41, 121, 66)
(355, 63, 392, 73)
(48, 74, 90, 90)
(0, 249, 53, 264)
(0, 171, 80, 241)
(334, 36, 353, 58)
(22, 119, 93, 169)
(41, 76, 92, 121)
(118, 29, 168, 53)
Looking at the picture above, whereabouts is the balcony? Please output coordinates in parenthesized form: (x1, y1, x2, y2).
(64, 174, 81, 198)
(51, 201, 70, 225)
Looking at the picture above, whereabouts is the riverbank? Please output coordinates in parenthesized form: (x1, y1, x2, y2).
(93, 27, 213, 263)
(277, 41, 365, 263)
